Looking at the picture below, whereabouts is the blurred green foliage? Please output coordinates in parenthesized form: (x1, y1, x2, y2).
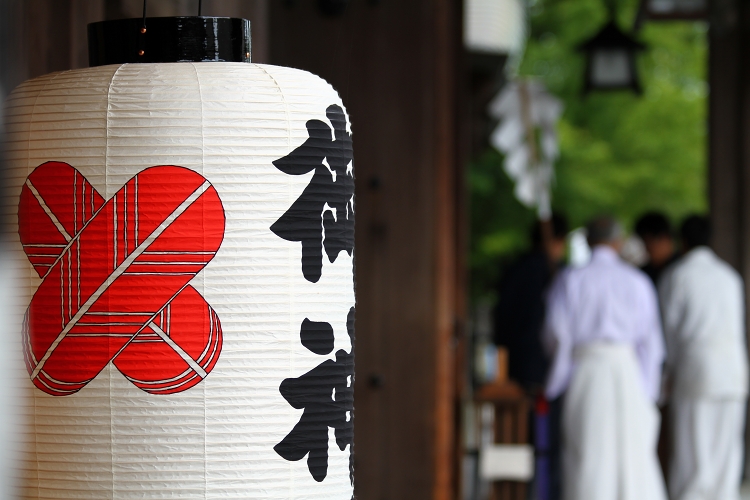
(470, 0, 708, 299)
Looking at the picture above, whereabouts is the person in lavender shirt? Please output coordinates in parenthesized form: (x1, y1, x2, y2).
(543, 216, 667, 500)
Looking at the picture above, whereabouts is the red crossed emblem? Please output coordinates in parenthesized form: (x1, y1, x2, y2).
(18, 162, 225, 396)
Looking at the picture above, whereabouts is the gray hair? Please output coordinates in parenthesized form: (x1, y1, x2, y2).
(586, 216, 624, 246)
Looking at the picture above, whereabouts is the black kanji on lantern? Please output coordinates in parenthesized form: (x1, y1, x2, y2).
(270, 104, 354, 283)
(274, 307, 355, 483)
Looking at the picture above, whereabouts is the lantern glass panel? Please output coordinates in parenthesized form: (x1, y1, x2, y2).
(591, 49, 631, 87)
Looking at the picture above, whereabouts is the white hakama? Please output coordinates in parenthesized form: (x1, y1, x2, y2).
(669, 399, 745, 500)
(659, 247, 748, 500)
(562, 342, 667, 500)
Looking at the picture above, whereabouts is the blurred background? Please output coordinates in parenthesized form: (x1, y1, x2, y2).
(0, 0, 744, 499)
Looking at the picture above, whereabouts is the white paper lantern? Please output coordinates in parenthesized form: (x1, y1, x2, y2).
(4, 17, 355, 500)
(464, 0, 526, 56)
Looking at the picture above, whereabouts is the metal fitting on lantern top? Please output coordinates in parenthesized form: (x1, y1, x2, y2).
(87, 17, 251, 66)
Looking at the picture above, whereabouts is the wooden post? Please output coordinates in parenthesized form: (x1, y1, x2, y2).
(709, 0, 741, 267)
(709, 0, 750, 473)
(269, 2, 464, 498)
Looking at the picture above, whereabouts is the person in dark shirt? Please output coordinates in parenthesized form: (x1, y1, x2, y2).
(493, 214, 568, 500)
(494, 214, 568, 391)
(635, 212, 678, 285)
(634, 211, 678, 484)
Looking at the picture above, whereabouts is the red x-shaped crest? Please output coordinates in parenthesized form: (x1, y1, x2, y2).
(18, 162, 225, 396)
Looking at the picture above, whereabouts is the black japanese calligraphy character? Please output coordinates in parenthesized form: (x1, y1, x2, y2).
(270, 104, 354, 283)
(274, 307, 355, 483)
(300, 318, 335, 355)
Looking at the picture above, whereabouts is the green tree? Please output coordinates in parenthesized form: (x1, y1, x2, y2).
(470, 0, 707, 300)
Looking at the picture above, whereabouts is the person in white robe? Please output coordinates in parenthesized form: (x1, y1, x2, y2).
(544, 216, 667, 500)
(658, 215, 748, 500)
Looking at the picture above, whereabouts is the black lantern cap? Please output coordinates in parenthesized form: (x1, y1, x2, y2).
(88, 17, 251, 67)
(577, 21, 646, 52)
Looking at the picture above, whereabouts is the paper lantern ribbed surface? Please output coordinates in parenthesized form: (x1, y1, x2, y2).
(4, 62, 355, 499)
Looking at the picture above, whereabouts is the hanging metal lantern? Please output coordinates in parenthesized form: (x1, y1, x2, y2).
(5, 15, 355, 499)
(578, 20, 646, 94)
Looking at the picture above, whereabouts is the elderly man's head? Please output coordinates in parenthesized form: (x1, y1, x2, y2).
(586, 216, 624, 250)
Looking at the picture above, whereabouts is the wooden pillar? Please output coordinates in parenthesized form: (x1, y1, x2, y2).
(269, 2, 464, 498)
(709, 0, 750, 472)
(709, 0, 741, 266)
(709, 4, 750, 336)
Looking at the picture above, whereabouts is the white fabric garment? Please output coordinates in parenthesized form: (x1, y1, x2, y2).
(658, 247, 748, 399)
(669, 399, 745, 500)
(562, 342, 667, 500)
(658, 247, 747, 500)
(544, 245, 665, 401)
